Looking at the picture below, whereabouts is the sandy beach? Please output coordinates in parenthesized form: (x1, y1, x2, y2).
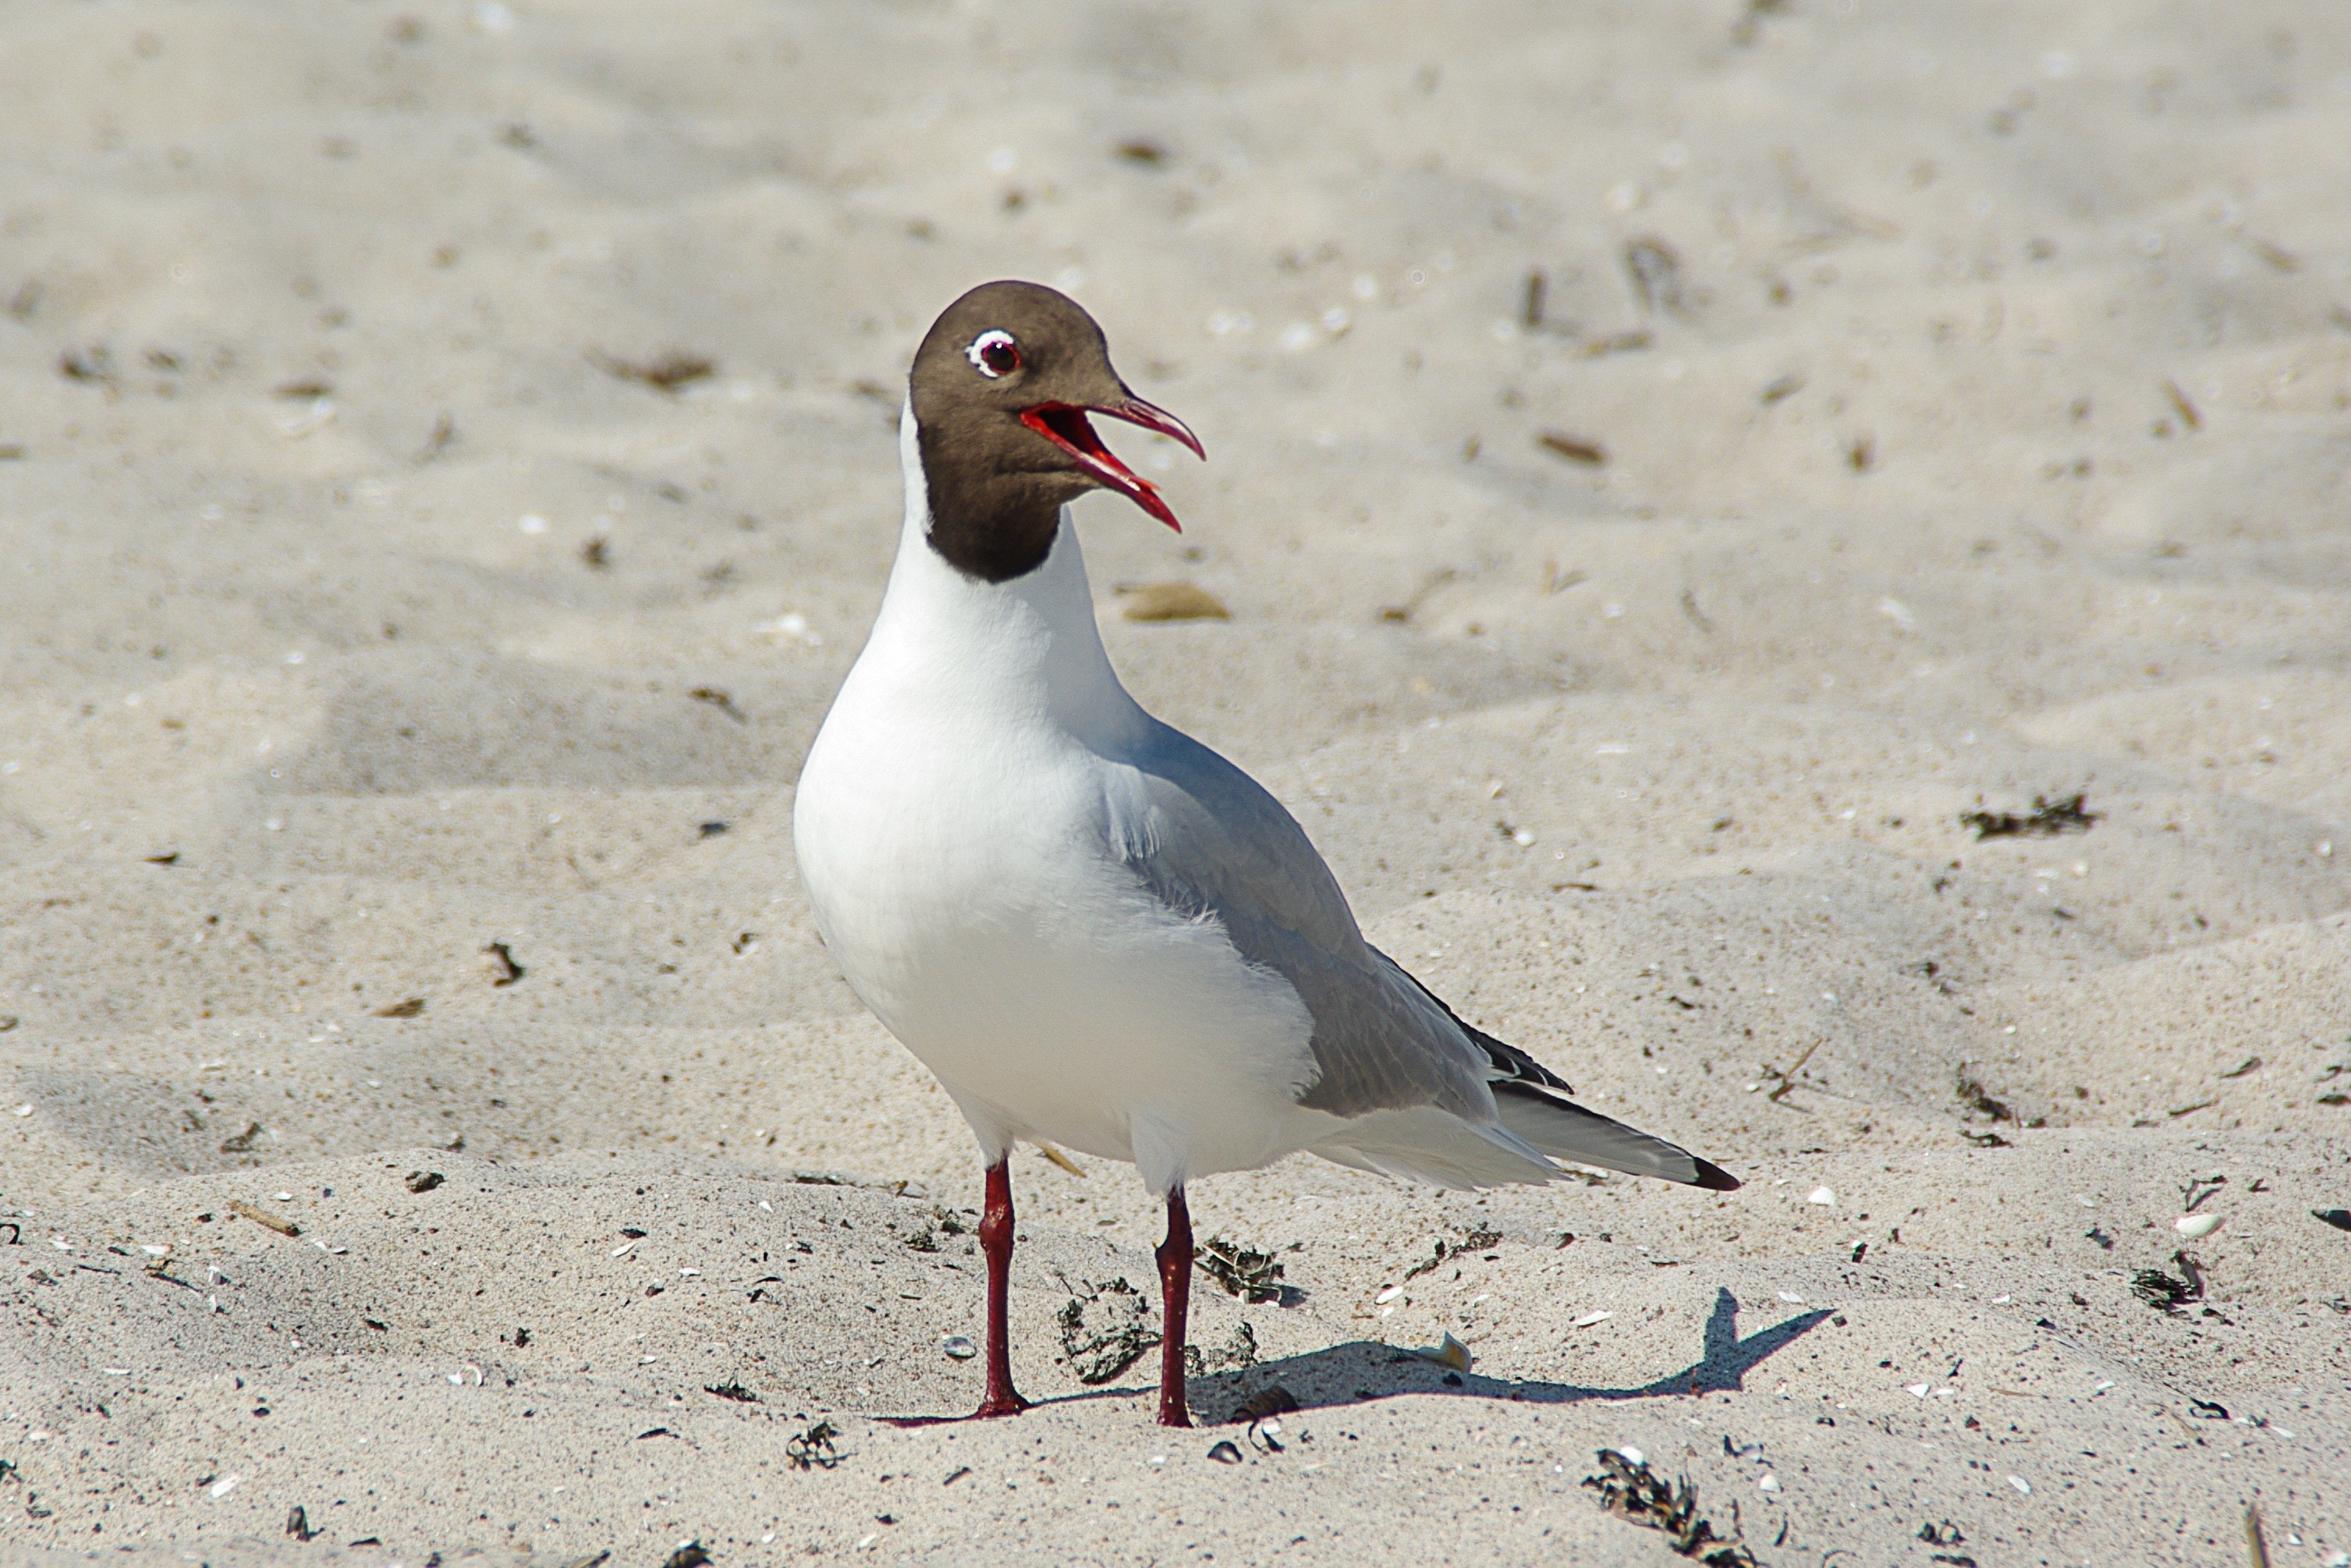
(3, 2, 2349, 1563)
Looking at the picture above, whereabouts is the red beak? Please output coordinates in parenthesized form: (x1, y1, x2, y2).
(1019, 394, 1204, 531)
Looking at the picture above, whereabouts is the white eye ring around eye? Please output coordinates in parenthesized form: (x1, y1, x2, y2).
(966, 329, 1020, 378)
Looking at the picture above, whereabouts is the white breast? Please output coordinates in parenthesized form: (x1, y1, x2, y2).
(790, 409, 1319, 1191)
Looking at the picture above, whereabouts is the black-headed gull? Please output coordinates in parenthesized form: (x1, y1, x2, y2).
(793, 281, 1737, 1428)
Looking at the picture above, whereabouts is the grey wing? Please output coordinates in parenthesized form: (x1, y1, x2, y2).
(1106, 719, 1498, 1122)
(1385, 962, 1740, 1189)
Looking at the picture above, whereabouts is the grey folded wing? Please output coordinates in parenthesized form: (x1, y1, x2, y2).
(1105, 719, 1499, 1122)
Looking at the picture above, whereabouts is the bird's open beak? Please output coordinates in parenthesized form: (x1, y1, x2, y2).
(1019, 394, 1204, 531)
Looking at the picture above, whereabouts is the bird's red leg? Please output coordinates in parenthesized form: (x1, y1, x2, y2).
(973, 1156, 1029, 1418)
(1154, 1185, 1194, 1428)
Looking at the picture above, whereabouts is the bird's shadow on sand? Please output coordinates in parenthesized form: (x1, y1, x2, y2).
(1186, 1286, 1832, 1423)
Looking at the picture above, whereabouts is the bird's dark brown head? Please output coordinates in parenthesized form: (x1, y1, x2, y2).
(908, 280, 1202, 583)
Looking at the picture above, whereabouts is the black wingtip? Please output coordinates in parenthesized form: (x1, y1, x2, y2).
(1690, 1158, 1742, 1192)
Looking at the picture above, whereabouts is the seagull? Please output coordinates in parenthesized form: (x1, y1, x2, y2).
(793, 281, 1738, 1428)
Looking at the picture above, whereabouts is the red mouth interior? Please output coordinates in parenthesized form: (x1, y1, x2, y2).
(1022, 405, 1180, 530)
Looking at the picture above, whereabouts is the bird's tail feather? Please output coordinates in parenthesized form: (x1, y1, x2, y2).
(1492, 1083, 1741, 1190)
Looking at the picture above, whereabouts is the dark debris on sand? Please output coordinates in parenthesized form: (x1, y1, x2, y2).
(1582, 1449, 1760, 1566)
(1959, 792, 2100, 840)
(1197, 1236, 1287, 1304)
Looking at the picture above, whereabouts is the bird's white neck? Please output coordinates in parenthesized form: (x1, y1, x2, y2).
(859, 401, 1144, 742)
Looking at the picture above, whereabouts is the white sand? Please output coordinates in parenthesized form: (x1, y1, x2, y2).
(4, 2, 2349, 1563)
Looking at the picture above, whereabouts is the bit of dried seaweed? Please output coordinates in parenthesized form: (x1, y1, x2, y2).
(2161, 378, 2202, 431)
(899, 1206, 965, 1252)
(590, 349, 716, 392)
(1577, 330, 1652, 357)
(1582, 1449, 1759, 1566)
(1679, 587, 1714, 633)
(1959, 792, 2099, 840)
(414, 413, 456, 464)
(2131, 1263, 2198, 1313)
(405, 1170, 444, 1194)
(785, 1421, 842, 1470)
(704, 1381, 758, 1403)
(484, 942, 525, 987)
(1184, 1321, 1260, 1376)
(1197, 1236, 1286, 1304)
(661, 1542, 712, 1568)
(1537, 431, 1607, 465)
(227, 1200, 298, 1237)
(688, 686, 747, 722)
(373, 997, 424, 1018)
(1955, 1070, 2015, 1123)
(1117, 583, 1230, 622)
(1056, 1277, 1161, 1384)
(1230, 1385, 1300, 1426)
(60, 347, 115, 383)
(1115, 139, 1167, 165)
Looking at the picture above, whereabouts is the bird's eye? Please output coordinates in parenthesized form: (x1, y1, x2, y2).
(966, 329, 1021, 378)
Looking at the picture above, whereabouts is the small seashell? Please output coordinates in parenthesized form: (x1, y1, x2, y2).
(1207, 1439, 1244, 1464)
(2173, 1212, 2222, 1239)
(1757, 1474, 1782, 1492)
(1615, 1445, 1645, 1466)
(2008, 1475, 2031, 1495)
(208, 1474, 239, 1498)
(754, 612, 823, 647)
(1807, 1187, 1836, 1205)
(1572, 1310, 1613, 1328)
(1375, 1285, 1404, 1304)
(1411, 1332, 1472, 1372)
(1776, 1292, 1806, 1303)
(941, 1335, 977, 1360)
(1906, 1383, 1930, 1399)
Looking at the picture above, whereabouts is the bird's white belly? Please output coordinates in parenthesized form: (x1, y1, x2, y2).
(794, 717, 1319, 1187)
